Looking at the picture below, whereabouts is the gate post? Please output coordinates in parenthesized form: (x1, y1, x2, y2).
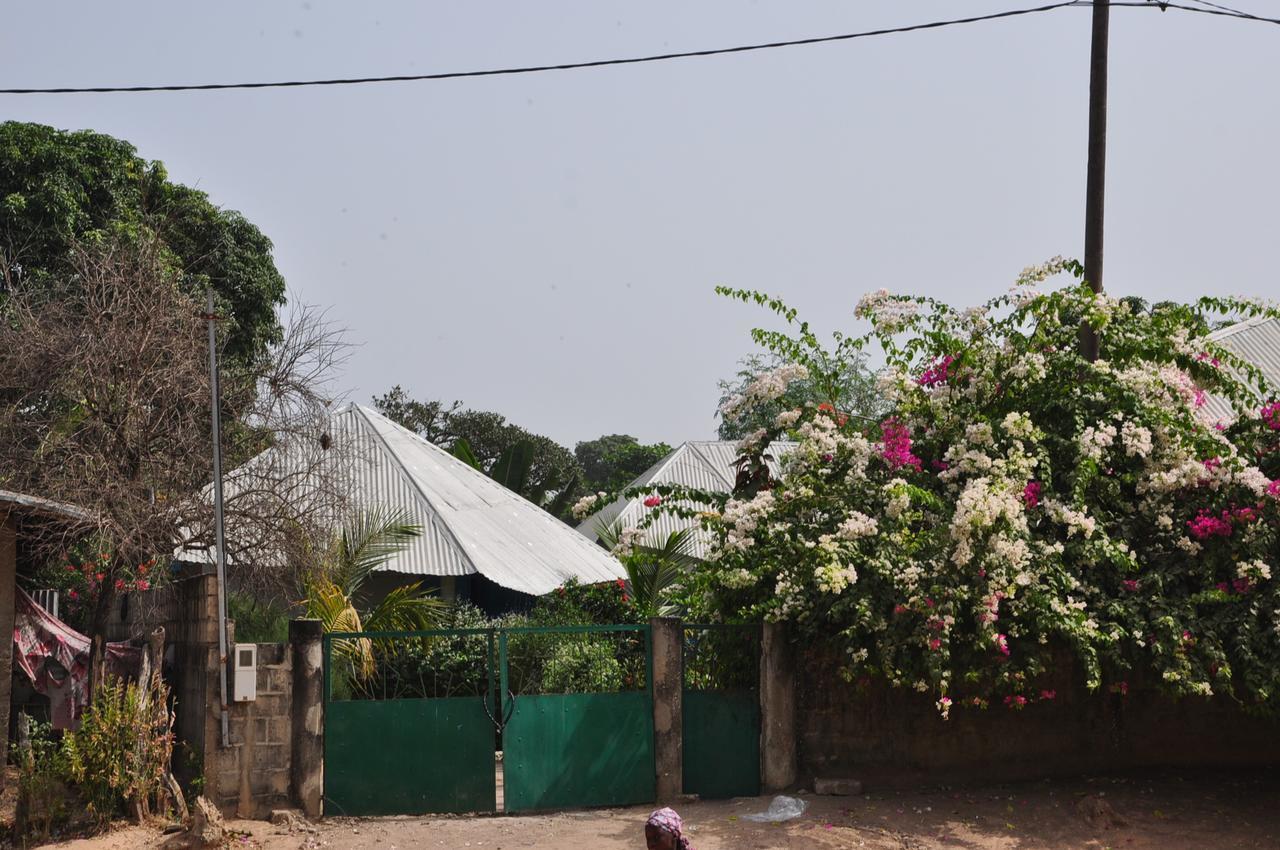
(760, 621, 797, 792)
(289, 619, 324, 818)
(649, 617, 683, 802)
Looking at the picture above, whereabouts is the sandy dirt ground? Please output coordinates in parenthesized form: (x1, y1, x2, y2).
(40, 770, 1279, 850)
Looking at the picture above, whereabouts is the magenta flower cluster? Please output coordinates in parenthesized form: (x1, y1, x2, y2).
(880, 417, 922, 472)
(916, 354, 955, 388)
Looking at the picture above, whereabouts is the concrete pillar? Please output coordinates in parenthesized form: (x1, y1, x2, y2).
(649, 616, 683, 802)
(289, 619, 324, 818)
(760, 621, 797, 792)
(0, 515, 17, 789)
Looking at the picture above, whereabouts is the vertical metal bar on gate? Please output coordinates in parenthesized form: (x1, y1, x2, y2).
(498, 630, 510, 716)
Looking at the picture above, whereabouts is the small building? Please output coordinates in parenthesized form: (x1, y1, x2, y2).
(181, 404, 626, 614)
(575, 440, 794, 560)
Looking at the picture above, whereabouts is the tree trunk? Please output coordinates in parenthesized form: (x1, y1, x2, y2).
(86, 580, 117, 701)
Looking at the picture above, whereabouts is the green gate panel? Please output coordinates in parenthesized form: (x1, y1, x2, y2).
(325, 696, 495, 816)
(682, 689, 760, 799)
(503, 692, 655, 812)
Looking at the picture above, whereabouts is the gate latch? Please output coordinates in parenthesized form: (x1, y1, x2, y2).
(484, 689, 517, 733)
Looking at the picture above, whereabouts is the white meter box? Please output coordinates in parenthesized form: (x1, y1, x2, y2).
(232, 643, 257, 702)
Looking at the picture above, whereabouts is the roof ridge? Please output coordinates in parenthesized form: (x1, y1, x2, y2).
(1209, 314, 1278, 341)
(348, 405, 477, 574)
(683, 441, 736, 490)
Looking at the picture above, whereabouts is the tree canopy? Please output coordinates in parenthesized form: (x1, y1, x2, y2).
(0, 121, 286, 366)
(574, 434, 672, 493)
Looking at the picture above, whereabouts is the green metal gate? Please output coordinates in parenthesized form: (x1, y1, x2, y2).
(681, 624, 761, 799)
(500, 625, 656, 812)
(322, 628, 498, 816)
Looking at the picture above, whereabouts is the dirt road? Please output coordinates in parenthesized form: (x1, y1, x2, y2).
(45, 770, 1278, 850)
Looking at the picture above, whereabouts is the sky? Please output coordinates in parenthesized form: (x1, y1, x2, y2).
(3, 1, 1277, 449)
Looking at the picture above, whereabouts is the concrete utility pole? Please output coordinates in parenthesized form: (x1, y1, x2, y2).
(1079, 0, 1109, 362)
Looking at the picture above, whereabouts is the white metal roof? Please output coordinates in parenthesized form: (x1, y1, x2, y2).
(576, 440, 795, 559)
(183, 404, 625, 596)
(1203, 315, 1280, 423)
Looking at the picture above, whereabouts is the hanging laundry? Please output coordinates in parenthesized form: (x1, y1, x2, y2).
(13, 588, 142, 729)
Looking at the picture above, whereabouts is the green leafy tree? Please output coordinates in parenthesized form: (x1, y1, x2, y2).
(716, 351, 886, 440)
(0, 121, 285, 366)
(574, 434, 672, 492)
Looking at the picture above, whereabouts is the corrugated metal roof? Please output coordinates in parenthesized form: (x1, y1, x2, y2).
(1203, 316, 1280, 422)
(181, 405, 625, 596)
(576, 440, 795, 559)
(0, 490, 92, 524)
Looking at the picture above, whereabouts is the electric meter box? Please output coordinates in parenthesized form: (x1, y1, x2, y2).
(232, 643, 257, 702)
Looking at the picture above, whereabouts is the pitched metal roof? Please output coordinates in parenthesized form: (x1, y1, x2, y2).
(1203, 315, 1280, 422)
(576, 440, 795, 559)
(183, 405, 625, 596)
(0, 490, 92, 524)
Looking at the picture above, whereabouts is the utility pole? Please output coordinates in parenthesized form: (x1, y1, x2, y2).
(1080, 0, 1109, 362)
(205, 290, 231, 749)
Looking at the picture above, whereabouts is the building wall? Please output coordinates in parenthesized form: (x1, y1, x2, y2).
(797, 647, 1280, 787)
(210, 643, 294, 818)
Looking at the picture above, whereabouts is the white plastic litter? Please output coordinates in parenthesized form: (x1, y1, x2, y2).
(743, 795, 808, 822)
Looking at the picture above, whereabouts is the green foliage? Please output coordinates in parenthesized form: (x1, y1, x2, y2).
(595, 524, 698, 618)
(16, 718, 70, 841)
(574, 435, 672, 493)
(0, 121, 286, 366)
(716, 351, 886, 440)
(62, 675, 174, 825)
(541, 640, 624, 694)
(228, 592, 290, 643)
(303, 507, 445, 685)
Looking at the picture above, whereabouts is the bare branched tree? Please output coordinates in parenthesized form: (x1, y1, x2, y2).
(0, 234, 352, 687)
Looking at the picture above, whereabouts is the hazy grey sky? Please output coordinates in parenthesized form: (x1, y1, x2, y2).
(4, 1, 1277, 448)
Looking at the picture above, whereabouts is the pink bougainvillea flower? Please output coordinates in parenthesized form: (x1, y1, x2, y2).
(1216, 582, 1230, 593)
(1187, 510, 1233, 540)
(114, 579, 125, 591)
(1262, 401, 1280, 430)
(1122, 579, 1139, 592)
(94, 572, 105, 583)
(879, 417, 923, 472)
(893, 604, 908, 615)
(136, 579, 150, 592)
(993, 633, 1010, 657)
(929, 638, 942, 651)
(1022, 481, 1042, 509)
(67, 589, 78, 600)
(1039, 689, 1057, 701)
(916, 354, 955, 388)
(643, 495, 662, 508)
(1233, 578, 1252, 594)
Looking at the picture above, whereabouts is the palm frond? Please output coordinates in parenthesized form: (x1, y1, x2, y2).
(334, 506, 423, 596)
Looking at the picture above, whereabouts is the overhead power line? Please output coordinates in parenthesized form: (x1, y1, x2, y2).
(0, 0, 1274, 96)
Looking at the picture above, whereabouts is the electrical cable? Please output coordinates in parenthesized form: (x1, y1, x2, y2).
(0, 0, 1273, 97)
(0, 2, 1088, 95)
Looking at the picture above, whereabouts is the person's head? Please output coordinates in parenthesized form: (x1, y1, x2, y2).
(645, 808, 685, 850)
(644, 822, 675, 850)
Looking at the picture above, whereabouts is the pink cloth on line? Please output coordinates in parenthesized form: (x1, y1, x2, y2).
(13, 588, 141, 729)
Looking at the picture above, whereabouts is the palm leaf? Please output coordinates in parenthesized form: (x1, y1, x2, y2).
(489, 440, 535, 495)
(450, 438, 483, 471)
(334, 506, 422, 597)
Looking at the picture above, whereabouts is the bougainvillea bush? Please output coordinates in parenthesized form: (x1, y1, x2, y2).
(652, 261, 1280, 716)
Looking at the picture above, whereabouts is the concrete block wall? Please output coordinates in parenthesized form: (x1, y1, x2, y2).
(796, 646, 1280, 788)
(209, 643, 294, 819)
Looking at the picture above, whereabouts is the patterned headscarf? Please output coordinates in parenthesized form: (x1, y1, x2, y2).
(646, 808, 694, 850)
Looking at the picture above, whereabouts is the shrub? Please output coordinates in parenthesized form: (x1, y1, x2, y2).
(541, 639, 624, 694)
(62, 675, 174, 823)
